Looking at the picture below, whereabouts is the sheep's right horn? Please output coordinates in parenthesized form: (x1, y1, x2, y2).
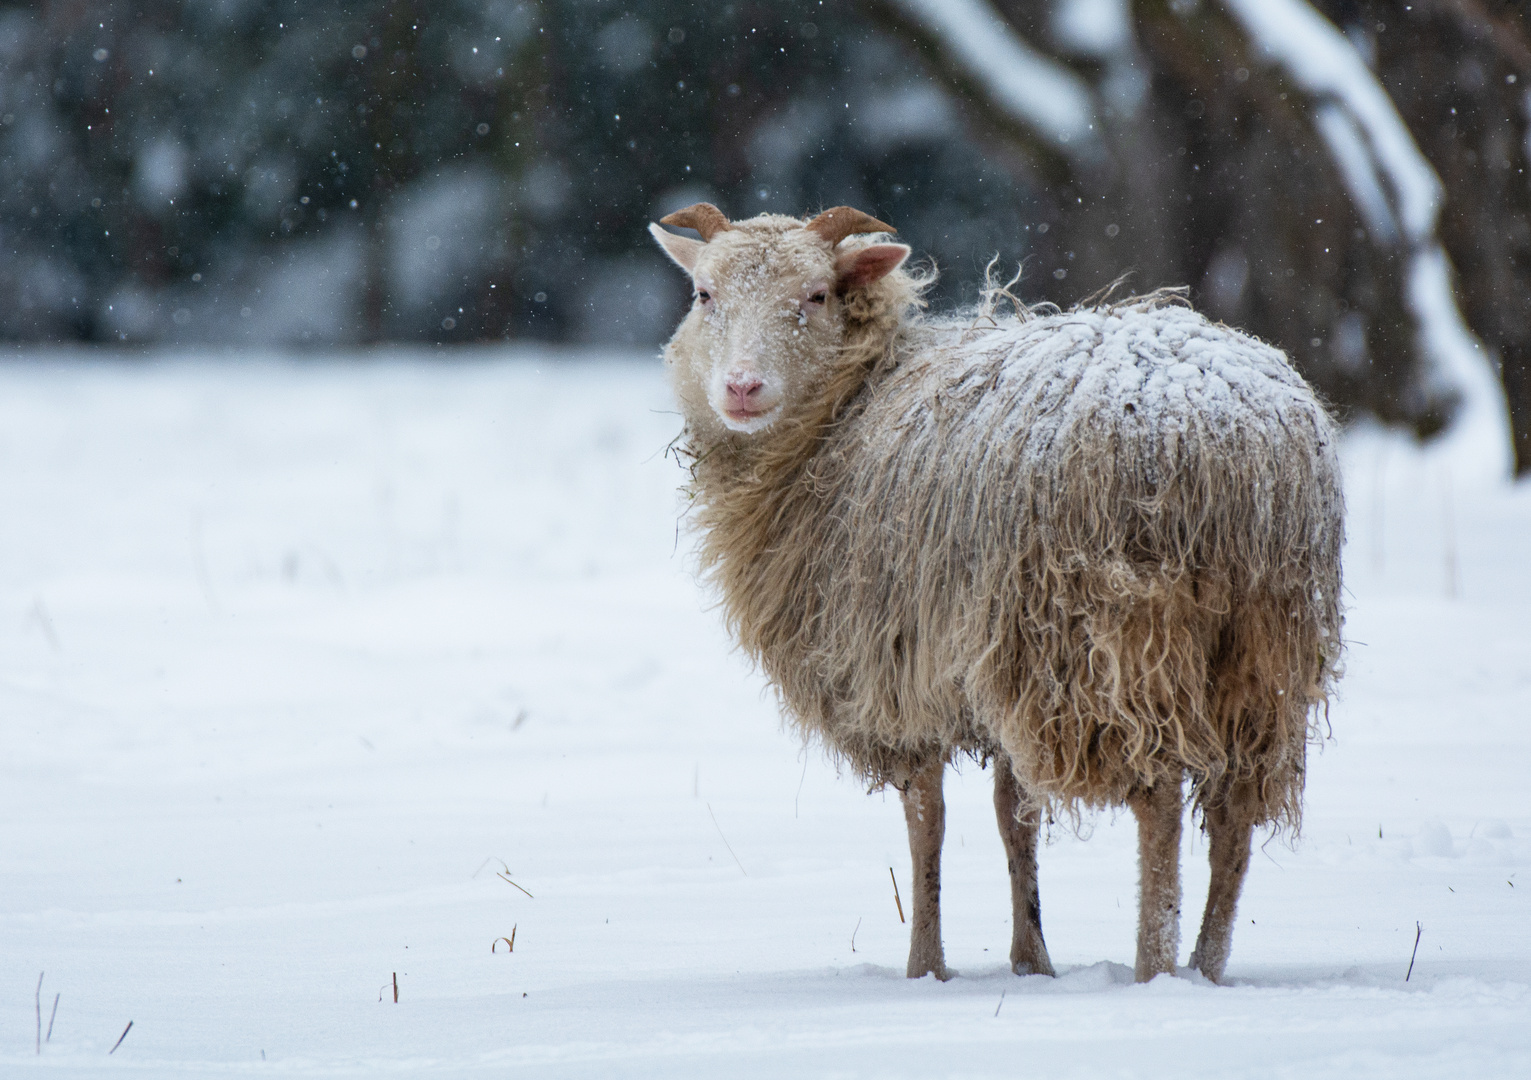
(659, 203, 732, 241)
(805, 206, 896, 247)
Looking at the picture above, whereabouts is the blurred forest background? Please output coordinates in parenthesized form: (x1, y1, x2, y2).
(3, 0, 1530, 473)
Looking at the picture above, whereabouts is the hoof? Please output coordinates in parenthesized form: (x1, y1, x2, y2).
(1012, 959, 1056, 977)
(907, 963, 952, 981)
(1188, 948, 1227, 985)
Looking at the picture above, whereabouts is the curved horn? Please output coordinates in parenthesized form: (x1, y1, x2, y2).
(804, 206, 896, 247)
(659, 202, 732, 241)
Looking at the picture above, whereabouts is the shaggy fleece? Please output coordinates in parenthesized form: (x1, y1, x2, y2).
(684, 288, 1344, 830)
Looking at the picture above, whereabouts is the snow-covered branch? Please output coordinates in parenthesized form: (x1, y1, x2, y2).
(885, 0, 1099, 155)
(1224, 0, 1511, 480)
(1224, 0, 1439, 240)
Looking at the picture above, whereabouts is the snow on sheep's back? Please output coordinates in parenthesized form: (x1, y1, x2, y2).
(0, 350, 1526, 1078)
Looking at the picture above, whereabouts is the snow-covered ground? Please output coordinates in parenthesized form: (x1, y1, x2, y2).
(1, 350, 1527, 1078)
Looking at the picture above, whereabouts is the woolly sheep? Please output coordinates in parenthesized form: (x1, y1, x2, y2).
(649, 203, 1344, 984)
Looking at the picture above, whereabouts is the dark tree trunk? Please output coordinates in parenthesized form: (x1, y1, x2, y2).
(1131, 0, 1437, 433)
(1316, 0, 1531, 473)
(356, 2, 430, 344)
(862, 0, 1465, 438)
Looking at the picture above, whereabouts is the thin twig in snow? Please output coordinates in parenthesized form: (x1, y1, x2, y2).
(109, 1021, 133, 1054)
(189, 511, 220, 611)
(1442, 468, 1458, 600)
(493, 926, 517, 953)
(35, 971, 42, 1054)
(890, 868, 905, 924)
(497, 872, 535, 899)
(29, 599, 60, 652)
(851, 917, 862, 953)
(1372, 440, 1386, 574)
(393, 972, 399, 1003)
(47, 993, 59, 1042)
(707, 803, 748, 876)
(1406, 922, 1422, 982)
(994, 989, 1006, 1017)
(795, 756, 808, 818)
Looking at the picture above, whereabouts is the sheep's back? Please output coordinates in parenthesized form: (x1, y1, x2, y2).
(808, 302, 1343, 823)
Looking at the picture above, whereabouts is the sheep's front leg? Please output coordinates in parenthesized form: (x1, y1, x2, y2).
(1129, 775, 1183, 982)
(901, 760, 950, 980)
(1188, 784, 1257, 984)
(993, 760, 1055, 976)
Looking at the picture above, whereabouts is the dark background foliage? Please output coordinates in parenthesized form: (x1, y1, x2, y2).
(0, 1, 1036, 347)
(3, 1, 1530, 471)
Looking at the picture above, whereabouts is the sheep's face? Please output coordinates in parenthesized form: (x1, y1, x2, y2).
(650, 211, 909, 440)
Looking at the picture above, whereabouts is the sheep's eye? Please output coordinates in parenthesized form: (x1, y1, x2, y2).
(696, 289, 712, 304)
(808, 291, 827, 305)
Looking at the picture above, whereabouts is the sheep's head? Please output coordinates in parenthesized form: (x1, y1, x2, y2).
(650, 203, 911, 439)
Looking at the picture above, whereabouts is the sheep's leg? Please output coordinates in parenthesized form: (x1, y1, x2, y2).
(1129, 775, 1183, 982)
(901, 760, 950, 980)
(1188, 785, 1257, 984)
(993, 760, 1054, 976)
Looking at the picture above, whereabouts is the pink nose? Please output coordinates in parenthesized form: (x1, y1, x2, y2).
(725, 378, 764, 411)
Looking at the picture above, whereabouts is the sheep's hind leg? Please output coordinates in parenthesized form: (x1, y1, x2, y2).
(993, 759, 1054, 976)
(1129, 775, 1183, 982)
(901, 760, 950, 980)
(1188, 783, 1257, 984)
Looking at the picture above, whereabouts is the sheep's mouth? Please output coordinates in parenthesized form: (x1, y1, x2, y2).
(719, 404, 782, 433)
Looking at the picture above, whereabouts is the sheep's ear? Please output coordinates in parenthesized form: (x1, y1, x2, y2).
(649, 222, 704, 272)
(835, 243, 911, 293)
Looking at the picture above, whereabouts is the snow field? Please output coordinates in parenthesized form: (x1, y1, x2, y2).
(0, 351, 1527, 1077)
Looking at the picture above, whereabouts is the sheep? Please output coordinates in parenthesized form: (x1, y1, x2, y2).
(649, 203, 1344, 984)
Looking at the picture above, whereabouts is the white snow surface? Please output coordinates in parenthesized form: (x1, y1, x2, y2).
(887, 0, 1098, 152)
(1, 350, 1528, 1078)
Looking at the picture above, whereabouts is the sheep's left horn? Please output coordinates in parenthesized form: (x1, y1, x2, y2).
(660, 202, 732, 241)
(804, 206, 896, 247)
